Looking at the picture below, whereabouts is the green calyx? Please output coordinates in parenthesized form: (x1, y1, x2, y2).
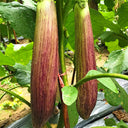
(75, 0, 88, 9)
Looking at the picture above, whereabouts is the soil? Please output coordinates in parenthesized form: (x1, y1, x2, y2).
(0, 47, 109, 128)
(113, 110, 128, 122)
(0, 87, 31, 128)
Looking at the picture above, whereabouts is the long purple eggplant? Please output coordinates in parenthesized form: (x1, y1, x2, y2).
(74, 1, 97, 119)
(31, 0, 58, 127)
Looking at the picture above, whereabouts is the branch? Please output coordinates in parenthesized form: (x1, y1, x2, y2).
(75, 73, 128, 88)
(57, 74, 70, 128)
(0, 74, 13, 81)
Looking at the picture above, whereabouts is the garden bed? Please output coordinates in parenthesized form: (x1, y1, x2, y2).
(0, 48, 109, 128)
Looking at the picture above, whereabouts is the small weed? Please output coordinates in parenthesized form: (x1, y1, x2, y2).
(0, 79, 23, 110)
(0, 97, 22, 110)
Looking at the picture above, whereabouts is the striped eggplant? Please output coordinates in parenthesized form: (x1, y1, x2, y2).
(74, 1, 97, 119)
(31, 0, 58, 127)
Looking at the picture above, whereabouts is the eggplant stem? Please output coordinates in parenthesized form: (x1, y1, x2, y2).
(75, 73, 128, 88)
(58, 75, 70, 128)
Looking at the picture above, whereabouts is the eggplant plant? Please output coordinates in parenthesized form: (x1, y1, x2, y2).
(30, 0, 128, 127)
(1, 0, 128, 128)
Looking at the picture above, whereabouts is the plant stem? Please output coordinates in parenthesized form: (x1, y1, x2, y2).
(0, 85, 21, 100)
(71, 68, 75, 85)
(0, 85, 30, 100)
(58, 75, 70, 128)
(0, 87, 31, 107)
(56, 0, 68, 87)
(13, 29, 18, 44)
(0, 74, 13, 81)
(75, 73, 128, 88)
(7, 22, 11, 43)
(56, 0, 70, 127)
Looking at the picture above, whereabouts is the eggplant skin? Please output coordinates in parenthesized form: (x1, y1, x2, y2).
(31, 0, 58, 127)
(74, 3, 97, 119)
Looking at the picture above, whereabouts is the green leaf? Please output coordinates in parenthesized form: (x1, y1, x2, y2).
(0, 24, 8, 37)
(99, 11, 115, 21)
(5, 43, 33, 65)
(104, 48, 128, 73)
(90, 8, 105, 38)
(0, 51, 15, 66)
(65, 11, 75, 50)
(86, 70, 118, 93)
(98, 1, 108, 12)
(117, 120, 128, 128)
(100, 31, 128, 47)
(104, 118, 116, 126)
(13, 62, 31, 86)
(68, 102, 79, 128)
(90, 8, 120, 38)
(61, 86, 78, 106)
(105, 39, 123, 53)
(0, 17, 4, 24)
(117, 2, 128, 28)
(104, 0, 114, 11)
(63, 0, 74, 19)
(102, 78, 128, 112)
(0, 66, 6, 77)
(22, 0, 36, 11)
(0, 2, 36, 40)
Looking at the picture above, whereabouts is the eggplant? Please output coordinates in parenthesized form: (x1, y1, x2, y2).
(74, 1, 97, 119)
(31, 0, 59, 127)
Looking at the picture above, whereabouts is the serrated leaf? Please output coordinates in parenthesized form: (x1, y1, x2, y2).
(5, 43, 33, 65)
(117, 2, 128, 28)
(0, 2, 36, 40)
(0, 66, 6, 77)
(0, 51, 15, 66)
(104, 118, 116, 126)
(62, 86, 78, 106)
(101, 78, 128, 112)
(68, 102, 79, 128)
(104, 48, 128, 73)
(13, 62, 31, 86)
(86, 70, 118, 93)
(105, 39, 122, 53)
